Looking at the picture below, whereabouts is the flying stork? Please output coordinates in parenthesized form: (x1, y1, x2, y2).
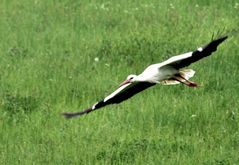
(62, 36, 228, 118)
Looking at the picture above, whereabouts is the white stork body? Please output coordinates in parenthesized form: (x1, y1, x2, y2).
(62, 36, 227, 118)
(139, 64, 179, 83)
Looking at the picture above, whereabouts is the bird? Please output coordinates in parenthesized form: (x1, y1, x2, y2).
(62, 36, 228, 119)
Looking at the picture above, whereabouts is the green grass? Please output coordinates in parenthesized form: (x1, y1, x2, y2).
(0, 0, 239, 164)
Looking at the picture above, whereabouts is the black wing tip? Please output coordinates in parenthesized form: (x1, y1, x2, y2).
(61, 108, 93, 119)
(216, 35, 228, 42)
(208, 35, 228, 50)
(61, 101, 107, 119)
(61, 112, 82, 119)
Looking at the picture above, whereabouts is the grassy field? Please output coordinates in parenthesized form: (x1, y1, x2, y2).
(0, 0, 239, 164)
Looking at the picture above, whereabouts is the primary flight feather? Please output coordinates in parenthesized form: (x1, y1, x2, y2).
(62, 36, 228, 119)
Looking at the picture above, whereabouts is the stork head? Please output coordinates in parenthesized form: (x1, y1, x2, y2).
(119, 74, 137, 87)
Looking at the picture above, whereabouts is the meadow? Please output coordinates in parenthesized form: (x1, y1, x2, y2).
(0, 0, 239, 164)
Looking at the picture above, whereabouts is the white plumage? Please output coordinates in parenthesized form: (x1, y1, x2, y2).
(62, 36, 228, 118)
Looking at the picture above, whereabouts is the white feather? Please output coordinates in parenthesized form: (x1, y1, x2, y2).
(103, 83, 131, 102)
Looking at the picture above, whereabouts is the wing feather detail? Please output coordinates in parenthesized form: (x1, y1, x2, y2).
(62, 82, 155, 118)
(160, 36, 228, 69)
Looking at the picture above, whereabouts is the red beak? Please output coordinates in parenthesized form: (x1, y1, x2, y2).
(119, 79, 130, 87)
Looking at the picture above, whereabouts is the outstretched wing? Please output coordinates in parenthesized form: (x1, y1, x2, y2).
(160, 36, 228, 69)
(62, 82, 155, 118)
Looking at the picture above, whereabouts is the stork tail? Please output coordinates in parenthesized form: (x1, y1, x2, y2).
(173, 69, 199, 88)
(162, 69, 196, 85)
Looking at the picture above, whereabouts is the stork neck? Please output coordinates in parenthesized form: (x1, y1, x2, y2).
(134, 75, 145, 82)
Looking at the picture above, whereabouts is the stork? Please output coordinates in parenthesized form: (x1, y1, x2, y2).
(62, 36, 227, 118)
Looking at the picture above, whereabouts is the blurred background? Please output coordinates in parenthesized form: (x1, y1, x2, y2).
(0, 0, 238, 164)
